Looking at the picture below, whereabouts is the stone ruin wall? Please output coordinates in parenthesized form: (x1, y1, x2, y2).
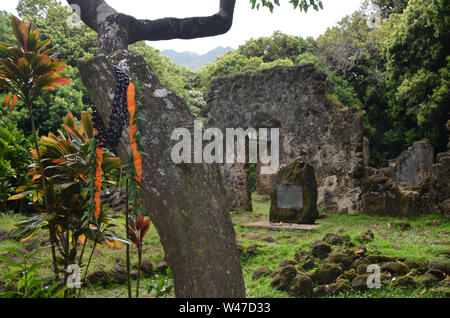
(361, 137, 449, 217)
(205, 64, 365, 214)
(256, 161, 276, 196)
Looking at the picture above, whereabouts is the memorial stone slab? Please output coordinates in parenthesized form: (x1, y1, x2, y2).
(270, 158, 318, 224)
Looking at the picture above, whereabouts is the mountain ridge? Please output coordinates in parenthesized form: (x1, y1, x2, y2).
(161, 46, 234, 70)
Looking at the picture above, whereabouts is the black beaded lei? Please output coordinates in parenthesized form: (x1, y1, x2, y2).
(91, 66, 130, 149)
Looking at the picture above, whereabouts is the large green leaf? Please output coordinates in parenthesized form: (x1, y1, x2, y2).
(81, 112, 94, 139)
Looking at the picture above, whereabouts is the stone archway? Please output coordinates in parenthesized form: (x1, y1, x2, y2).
(205, 64, 365, 215)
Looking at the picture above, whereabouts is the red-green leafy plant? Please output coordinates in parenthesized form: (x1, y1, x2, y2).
(0, 15, 70, 276)
(9, 112, 124, 295)
(127, 213, 151, 298)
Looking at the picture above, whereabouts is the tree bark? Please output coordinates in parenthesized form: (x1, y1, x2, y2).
(78, 51, 245, 298)
(67, 0, 236, 55)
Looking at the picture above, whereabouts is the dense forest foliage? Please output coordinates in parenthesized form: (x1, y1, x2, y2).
(0, 0, 449, 213)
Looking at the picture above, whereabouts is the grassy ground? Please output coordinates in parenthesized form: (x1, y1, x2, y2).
(0, 194, 449, 298)
(237, 197, 449, 298)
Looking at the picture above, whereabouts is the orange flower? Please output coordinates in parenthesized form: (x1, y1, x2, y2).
(105, 239, 115, 248)
(78, 234, 86, 245)
(127, 82, 142, 183)
(94, 146, 103, 220)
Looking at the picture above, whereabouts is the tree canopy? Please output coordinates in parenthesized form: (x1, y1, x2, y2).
(1, 0, 448, 168)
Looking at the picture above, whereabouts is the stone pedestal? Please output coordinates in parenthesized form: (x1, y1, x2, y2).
(270, 159, 318, 224)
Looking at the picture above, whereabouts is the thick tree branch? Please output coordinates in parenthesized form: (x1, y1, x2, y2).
(67, 0, 236, 53)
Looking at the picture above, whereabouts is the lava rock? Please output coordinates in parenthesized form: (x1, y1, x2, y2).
(300, 257, 316, 271)
(354, 246, 368, 257)
(312, 263, 343, 285)
(246, 244, 262, 256)
(325, 252, 353, 270)
(313, 285, 328, 297)
(428, 260, 449, 275)
(288, 274, 313, 297)
(294, 250, 310, 263)
(342, 269, 357, 281)
(366, 254, 397, 263)
(381, 262, 410, 276)
(279, 259, 296, 267)
(326, 281, 352, 296)
(322, 233, 347, 246)
(271, 265, 298, 291)
(87, 269, 110, 287)
(351, 274, 369, 291)
(403, 259, 428, 274)
(155, 261, 169, 274)
(139, 260, 154, 277)
(427, 269, 445, 281)
(110, 264, 127, 284)
(351, 258, 370, 270)
(392, 275, 417, 288)
(355, 230, 374, 243)
(421, 272, 441, 288)
(310, 240, 332, 259)
(252, 266, 272, 280)
(356, 264, 369, 275)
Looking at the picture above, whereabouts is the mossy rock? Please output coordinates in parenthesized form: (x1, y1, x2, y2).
(288, 274, 313, 297)
(325, 252, 353, 270)
(279, 259, 296, 267)
(269, 160, 318, 224)
(355, 230, 374, 243)
(351, 274, 369, 291)
(428, 260, 450, 275)
(381, 262, 410, 276)
(310, 240, 332, 259)
(271, 265, 298, 291)
(404, 259, 427, 274)
(366, 254, 397, 264)
(312, 263, 343, 285)
(322, 233, 349, 246)
(252, 266, 272, 280)
(421, 272, 442, 288)
(351, 258, 370, 270)
(392, 275, 417, 288)
(342, 269, 357, 282)
(326, 281, 352, 296)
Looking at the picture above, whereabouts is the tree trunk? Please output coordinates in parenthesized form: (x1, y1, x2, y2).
(78, 50, 245, 298)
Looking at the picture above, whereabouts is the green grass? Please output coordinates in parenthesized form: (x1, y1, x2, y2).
(234, 196, 449, 298)
(0, 194, 448, 298)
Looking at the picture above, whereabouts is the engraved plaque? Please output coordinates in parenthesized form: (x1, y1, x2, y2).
(276, 185, 303, 209)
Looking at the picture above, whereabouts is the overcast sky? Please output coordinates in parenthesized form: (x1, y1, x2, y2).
(1, 0, 363, 54)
